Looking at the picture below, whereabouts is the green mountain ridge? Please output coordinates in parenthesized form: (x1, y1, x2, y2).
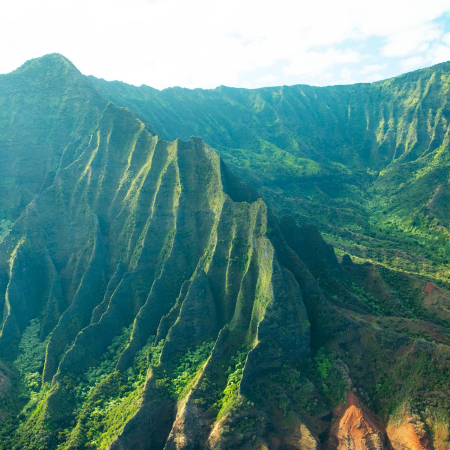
(88, 60, 450, 283)
(1, 54, 450, 450)
(3, 54, 450, 285)
(0, 100, 327, 449)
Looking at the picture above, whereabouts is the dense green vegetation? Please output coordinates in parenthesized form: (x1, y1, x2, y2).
(155, 341, 215, 400)
(1, 54, 450, 449)
(59, 332, 164, 449)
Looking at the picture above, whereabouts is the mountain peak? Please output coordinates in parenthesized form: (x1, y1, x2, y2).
(9, 53, 80, 78)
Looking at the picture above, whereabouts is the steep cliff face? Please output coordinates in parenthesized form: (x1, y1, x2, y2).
(0, 103, 318, 449)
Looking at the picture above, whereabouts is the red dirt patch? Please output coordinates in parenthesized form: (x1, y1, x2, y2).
(328, 392, 389, 450)
(424, 282, 440, 295)
(387, 415, 432, 450)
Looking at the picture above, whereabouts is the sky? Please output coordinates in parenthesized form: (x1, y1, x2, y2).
(1, 0, 450, 90)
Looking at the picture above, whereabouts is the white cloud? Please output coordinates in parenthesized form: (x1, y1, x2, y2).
(283, 49, 361, 77)
(400, 56, 427, 72)
(364, 73, 386, 83)
(339, 67, 355, 84)
(444, 32, 450, 46)
(400, 41, 450, 72)
(0, 0, 449, 88)
(382, 23, 443, 57)
(251, 74, 277, 88)
(360, 63, 388, 75)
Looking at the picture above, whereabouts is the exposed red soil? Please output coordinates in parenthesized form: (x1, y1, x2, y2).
(328, 392, 389, 450)
(387, 415, 432, 450)
(424, 282, 441, 295)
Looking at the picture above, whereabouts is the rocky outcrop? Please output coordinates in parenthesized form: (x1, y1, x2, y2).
(329, 393, 391, 450)
(278, 216, 340, 277)
(387, 414, 431, 450)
